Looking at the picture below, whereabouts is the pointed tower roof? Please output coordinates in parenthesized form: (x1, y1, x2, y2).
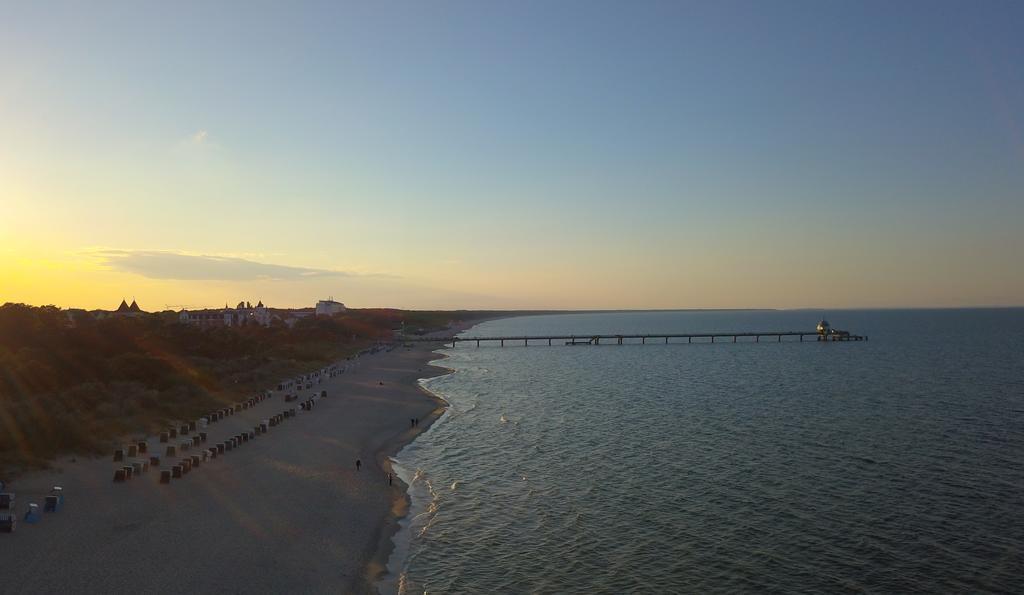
(256, 300, 264, 308)
(116, 299, 131, 313)
(129, 299, 141, 312)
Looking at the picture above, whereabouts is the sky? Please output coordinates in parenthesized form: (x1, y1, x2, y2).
(2, 1, 1023, 311)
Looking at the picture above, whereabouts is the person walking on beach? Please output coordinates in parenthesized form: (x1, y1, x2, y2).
(388, 473, 393, 486)
(355, 459, 361, 471)
(410, 418, 415, 428)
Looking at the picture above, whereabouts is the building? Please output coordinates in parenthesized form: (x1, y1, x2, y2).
(114, 299, 144, 316)
(315, 298, 346, 317)
(179, 300, 271, 328)
(178, 309, 231, 328)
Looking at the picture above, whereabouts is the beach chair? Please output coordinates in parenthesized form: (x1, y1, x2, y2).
(0, 511, 15, 533)
(24, 503, 41, 524)
(45, 487, 63, 512)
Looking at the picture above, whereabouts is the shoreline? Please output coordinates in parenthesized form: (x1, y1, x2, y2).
(364, 319, 487, 594)
(362, 349, 452, 593)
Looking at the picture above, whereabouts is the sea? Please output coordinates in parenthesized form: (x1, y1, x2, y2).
(384, 309, 1024, 593)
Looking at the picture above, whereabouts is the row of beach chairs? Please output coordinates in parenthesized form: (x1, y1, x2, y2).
(0, 485, 64, 533)
(2, 360, 345, 535)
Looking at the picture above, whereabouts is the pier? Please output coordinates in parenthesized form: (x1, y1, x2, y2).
(407, 329, 867, 348)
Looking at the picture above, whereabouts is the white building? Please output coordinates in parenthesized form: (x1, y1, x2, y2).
(315, 298, 346, 317)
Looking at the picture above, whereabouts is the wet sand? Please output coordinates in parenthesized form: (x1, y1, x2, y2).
(3, 339, 451, 594)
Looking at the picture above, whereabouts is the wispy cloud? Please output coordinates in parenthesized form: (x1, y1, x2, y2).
(172, 129, 220, 157)
(93, 250, 368, 281)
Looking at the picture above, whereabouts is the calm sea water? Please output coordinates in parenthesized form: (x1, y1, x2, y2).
(386, 310, 1024, 593)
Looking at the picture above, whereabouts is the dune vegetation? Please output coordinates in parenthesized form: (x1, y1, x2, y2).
(0, 303, 490, 476)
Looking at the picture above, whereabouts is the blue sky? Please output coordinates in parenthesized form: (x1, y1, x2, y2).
(2, 1, 1022, 309)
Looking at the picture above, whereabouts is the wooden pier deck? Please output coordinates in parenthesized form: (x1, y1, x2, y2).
(406, 330, 867, 348)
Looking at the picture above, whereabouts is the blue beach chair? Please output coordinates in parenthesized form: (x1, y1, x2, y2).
(24, 503, 41, 524)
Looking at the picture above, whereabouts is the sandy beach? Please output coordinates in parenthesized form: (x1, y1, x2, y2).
(2, 338, 452, 594)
